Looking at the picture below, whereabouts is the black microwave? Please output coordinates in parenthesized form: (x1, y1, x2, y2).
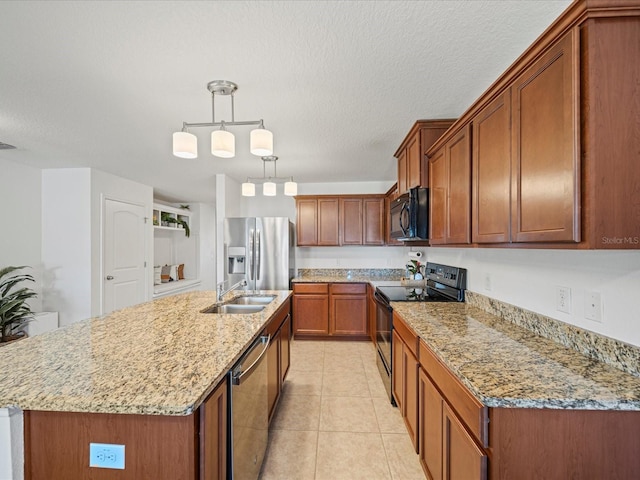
(389, 187, 429, 241)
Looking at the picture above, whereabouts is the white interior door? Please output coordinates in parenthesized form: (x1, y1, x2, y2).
(103, 199, 146, 314)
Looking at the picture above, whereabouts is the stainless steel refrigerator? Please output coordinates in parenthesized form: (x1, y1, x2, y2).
(223, 217, 295, 290)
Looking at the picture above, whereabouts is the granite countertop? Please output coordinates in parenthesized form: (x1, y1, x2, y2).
(0, 290, 292, 416)
(392, 302, 640, 411)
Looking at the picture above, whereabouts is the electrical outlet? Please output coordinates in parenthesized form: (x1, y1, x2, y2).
(484, 273, 492, 291)
(90, 443, 125, 470)
(556, 286, 571, 314)
(585, 291, 602, 322)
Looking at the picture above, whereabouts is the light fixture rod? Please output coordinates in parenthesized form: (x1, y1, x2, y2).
(182, 119, 263, 128)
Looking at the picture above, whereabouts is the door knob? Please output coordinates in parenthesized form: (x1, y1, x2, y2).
(106, 276, 114, 280)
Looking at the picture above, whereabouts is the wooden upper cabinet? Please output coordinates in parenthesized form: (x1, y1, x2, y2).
(296, 198, 318, 246)
(447, 125, 472, 244)
(340, 198, 363, 245)
(511, 29, 580, 243)
(318, 197, 340, 245)
(363, 197, 385, 245)
(398, 149, 408, 195)
(429, 125, 471, 245)
(406, 133, 421, 191)
(395, 120, 456, 196)
(295, 195, 385, 246)
(429, 147, 447, 245)
(472, 90, 512, 244)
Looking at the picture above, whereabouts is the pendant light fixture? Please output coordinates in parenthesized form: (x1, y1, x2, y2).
(173, 80, 273, 159)
(242, 156, 297, 197)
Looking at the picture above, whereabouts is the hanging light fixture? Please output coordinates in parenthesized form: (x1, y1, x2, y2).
(173, 80, 273, 159)
(242, 156, 297, 197)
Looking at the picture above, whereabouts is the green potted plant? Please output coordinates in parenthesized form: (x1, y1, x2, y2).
(160, 212, 190, 238)
(0, 266, 37, 344)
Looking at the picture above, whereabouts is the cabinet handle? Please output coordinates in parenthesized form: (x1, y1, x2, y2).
(106, 276, 114, 280)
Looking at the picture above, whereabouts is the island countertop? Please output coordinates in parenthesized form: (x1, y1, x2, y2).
(392, 302, 640, 411)
(0, 290, 292, 416)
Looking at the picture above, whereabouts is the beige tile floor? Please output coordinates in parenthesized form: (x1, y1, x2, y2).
(259, 340, 425, 480)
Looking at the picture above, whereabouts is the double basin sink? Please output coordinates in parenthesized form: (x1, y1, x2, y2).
(202, 294, 276, 315)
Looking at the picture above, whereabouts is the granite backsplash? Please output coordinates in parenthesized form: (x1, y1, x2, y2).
(466, 291, 640, 378)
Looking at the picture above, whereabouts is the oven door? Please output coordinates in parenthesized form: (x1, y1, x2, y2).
(374, 289, 394, 404)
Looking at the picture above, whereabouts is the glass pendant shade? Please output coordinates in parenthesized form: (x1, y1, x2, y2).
(242, 182, 256, 197)
(211, 130, 235, 158)
(263, 181, 277, 196)
(284, 181, 297, 196)
(172, 132, 198, 158)
(250, 128, 273, 156)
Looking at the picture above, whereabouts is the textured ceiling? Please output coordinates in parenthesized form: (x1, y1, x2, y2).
(0, 0, 571, 202)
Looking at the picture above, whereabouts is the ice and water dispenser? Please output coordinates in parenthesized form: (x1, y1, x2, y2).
(227, 247, 246, 274)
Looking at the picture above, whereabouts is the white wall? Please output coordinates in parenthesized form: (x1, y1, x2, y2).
(0, 159, 43, 311)
(42, 168, 153, 326)
(41, 168, 92, 325)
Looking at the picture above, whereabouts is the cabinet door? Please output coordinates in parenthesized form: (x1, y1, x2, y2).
(392, 330, 403, 409)
(341, 198, 363, 245)
(318, 198, 340, 245)
(363, 197, 385, 245)
(446, 124, 472, 244)
(398, 149, 408, 194)
(267, 329, 281, 420)
(511, 29, 579, 243)
(429, 147, 447, 245)
(443, 403, 487, 480)
(292, 294, 329, 335)
(280, 315, 291, 384)
(367, 285, 377, 343)
(473, 90, 512, 243)
(407, 133, 422, 190)
(404, 345, 419, 452)
(296, 198, 317, 246)
(200, 379, 228, 480)
(420, 369, 443, 480)
(331, 294, 367, 335)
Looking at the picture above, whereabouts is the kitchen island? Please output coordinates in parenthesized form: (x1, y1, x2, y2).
(0, 289, 292, 479)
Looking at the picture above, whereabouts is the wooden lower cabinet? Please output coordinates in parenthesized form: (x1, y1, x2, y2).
(392, 314, 419, 451)
(293, 282, 367, 338)
(330, 283, 367, 336)
(443, 403, 487, 480)
(292, 283, 330, 335)
(263, 300, 292, 421)
(199, 379, 228, 480)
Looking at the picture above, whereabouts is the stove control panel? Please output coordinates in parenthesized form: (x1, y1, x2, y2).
(425, 263, 467, 289)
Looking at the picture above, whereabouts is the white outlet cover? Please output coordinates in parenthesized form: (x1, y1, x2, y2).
(556, 286, 571, 314)
(585, 291, 602, 322)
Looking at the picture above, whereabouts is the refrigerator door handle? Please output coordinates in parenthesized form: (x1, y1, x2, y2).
(249, 228, 255, 281)
(255, 229, 261, 280)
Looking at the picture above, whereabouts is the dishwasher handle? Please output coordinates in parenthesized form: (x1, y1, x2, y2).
(232, 335, 270, 386)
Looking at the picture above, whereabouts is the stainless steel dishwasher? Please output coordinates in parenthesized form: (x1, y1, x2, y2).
(229, 334, 270, 480)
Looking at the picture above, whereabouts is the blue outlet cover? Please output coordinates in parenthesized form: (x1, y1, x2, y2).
(89, 443, 125, 470)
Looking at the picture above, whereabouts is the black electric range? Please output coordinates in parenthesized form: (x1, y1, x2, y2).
(374, 262, 466, 404)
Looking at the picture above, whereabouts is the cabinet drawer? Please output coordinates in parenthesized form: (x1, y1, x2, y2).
(330, 283, 366, 295)
(419, 340, 488, 447)
(393, 313, 418, 357)
(293, 283, 329, 294)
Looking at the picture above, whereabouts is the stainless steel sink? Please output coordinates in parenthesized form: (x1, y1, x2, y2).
(228, 295, 276, 305)
(202, 304, 265, 314)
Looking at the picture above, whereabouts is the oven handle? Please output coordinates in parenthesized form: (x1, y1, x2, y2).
(374, 290, 393, 311)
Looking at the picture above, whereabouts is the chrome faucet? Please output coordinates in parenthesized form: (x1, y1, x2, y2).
(217, 279, 248, 301)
